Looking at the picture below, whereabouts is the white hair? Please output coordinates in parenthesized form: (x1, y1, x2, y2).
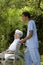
(15, 29, 23, 38)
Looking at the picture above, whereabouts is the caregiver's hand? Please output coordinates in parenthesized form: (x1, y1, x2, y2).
(19, 39, 24, 44)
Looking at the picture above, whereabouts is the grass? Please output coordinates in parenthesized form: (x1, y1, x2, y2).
(41, 55, 43, 65)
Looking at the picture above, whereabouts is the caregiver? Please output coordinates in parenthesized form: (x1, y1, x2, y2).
(20, 11, 40, 65)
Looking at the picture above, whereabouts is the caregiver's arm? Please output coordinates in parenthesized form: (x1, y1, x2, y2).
(20, 30, 33, 43)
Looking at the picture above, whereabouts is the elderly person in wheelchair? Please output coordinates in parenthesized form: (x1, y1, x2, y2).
(0, 29, 24, 65)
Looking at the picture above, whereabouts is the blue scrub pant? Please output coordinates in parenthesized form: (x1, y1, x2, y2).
(24, 47, 40, 65)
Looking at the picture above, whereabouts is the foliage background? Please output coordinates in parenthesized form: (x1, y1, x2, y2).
(0, 0, 43, 55)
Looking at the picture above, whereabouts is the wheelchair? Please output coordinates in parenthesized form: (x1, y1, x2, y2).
(0, 43, 24, 65)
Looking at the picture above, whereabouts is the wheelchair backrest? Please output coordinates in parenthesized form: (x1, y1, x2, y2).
(15, 43, 21, 55)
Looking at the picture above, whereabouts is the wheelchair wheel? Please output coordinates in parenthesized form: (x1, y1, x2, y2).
(1, 55, 24, 65)
(14, 55, 24, 65)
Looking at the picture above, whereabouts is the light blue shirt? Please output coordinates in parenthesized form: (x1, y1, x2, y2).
(26, 20, 38, 48)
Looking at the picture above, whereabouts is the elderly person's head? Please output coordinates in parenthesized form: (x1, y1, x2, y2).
(14, 29, 23, 39)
